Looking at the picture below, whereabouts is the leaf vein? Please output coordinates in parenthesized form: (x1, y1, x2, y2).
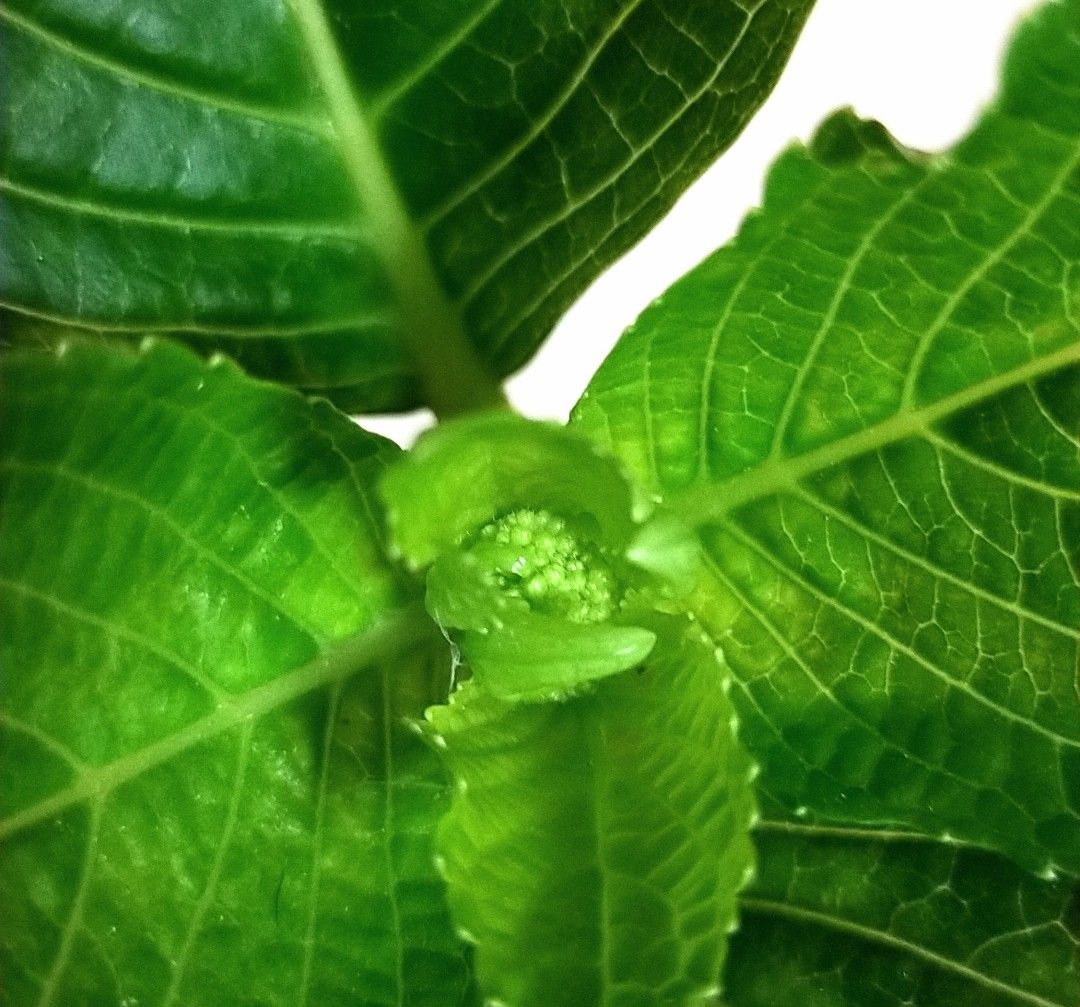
(752, 817, 977, 849)
(697, 554, 1011, 799)
(766, 177, 927, 459)
(380, 667, 406, 1007)
(789, 488, 1079, 638)
(298, 682, 341, 1006)
(722, 520, 1080, 749)
(0, 5, 330, 137)
(0, 302, 394, 340)
(418, 0, 652, 227)
(0, 458, 325, 643)
(672, 340, 1080, 525)
(0, 708, 87, 774)
(926, 431, 1080, 501)
(1, 576, 225, 701)
(367, 0, 505, 118)
(161, 723, 253, 1007)
(0, 607, 427, 841)
(738, 897, 1067, 1007)
(900, 136, 1080, 408)
(0, 177, 362, 239)
(36, 801, 104, 1007)
(449, 2, 764, 306)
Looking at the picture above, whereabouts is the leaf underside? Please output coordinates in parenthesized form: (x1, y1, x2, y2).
(0, 341, 471, 1005)
(0, 0, 813, 412)
(571, 1, 1080, 1002)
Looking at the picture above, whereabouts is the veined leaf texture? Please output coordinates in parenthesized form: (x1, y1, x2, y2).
(0, 0, 813, 412)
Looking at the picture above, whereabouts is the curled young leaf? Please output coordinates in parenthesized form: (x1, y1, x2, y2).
(382, 413, 696, 700)
(383, 413, 642, 567)
(381, 414, 757, 1004)
(427, 612, 758, 1007)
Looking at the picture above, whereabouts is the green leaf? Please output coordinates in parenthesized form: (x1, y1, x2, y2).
(382, 416, 756, 1002)
(428, 613, 757, 1006)
(572, 0, 1080, 876)
(383, 413, 640, 570)
(0, 0, 814, 413)
(0, 340, 471, 1004)
(450, 613, 658, 702)
(729, 817, 1080, 1006)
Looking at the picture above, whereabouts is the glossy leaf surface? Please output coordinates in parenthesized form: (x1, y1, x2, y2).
(429, 613, 757, 1006)
(730, 817, 1080, 1006)
(0, 0, 813, 412)
(0, 341, 470, 1004)
(573, 0, 1080, 877)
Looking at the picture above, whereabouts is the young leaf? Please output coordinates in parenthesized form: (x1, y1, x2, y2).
(383, 413, 641, 569)
(0, 341, 471, 1005)
(731, 817, 1080, 1006)
(429, 613, 757, 1006)
(0, 0, 814, 413)
(383, 413, 672, 701)
(383, 415, 756, 1003)
(572, 0, 1080, 877)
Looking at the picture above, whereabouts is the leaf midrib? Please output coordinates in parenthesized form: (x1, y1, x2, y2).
(671, 340, 1080, 526)
(0, 605, 429, 840)
(285, 0, 503, 416)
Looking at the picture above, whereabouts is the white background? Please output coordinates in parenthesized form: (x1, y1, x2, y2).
(367, 0, 1040, 446)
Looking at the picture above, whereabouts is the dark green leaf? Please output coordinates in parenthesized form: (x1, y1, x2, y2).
(572, 0, 1080, 875)
(0, 340, 471, 1004)
(730, 817, 1080, 1007)
(0, 0, 813, 412)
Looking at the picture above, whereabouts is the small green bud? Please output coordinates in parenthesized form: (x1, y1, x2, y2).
(468, 509, 618, 624)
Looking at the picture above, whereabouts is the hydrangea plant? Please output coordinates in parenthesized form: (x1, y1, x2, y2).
(1, 1, 1077, 1005)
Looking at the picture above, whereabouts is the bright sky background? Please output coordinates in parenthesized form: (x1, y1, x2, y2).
(366, 0, 1041, 446)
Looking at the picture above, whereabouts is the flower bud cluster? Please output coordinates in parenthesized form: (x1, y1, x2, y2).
(473, 509, 617, 624)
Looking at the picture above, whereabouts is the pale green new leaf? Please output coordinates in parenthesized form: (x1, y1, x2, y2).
(428, 613, 757, 1006)
(0, 0, 813, 413)
(0, 341, 471, 1004)
(572, 0, 1080, 877)
(730, 816, 1080, 1006)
